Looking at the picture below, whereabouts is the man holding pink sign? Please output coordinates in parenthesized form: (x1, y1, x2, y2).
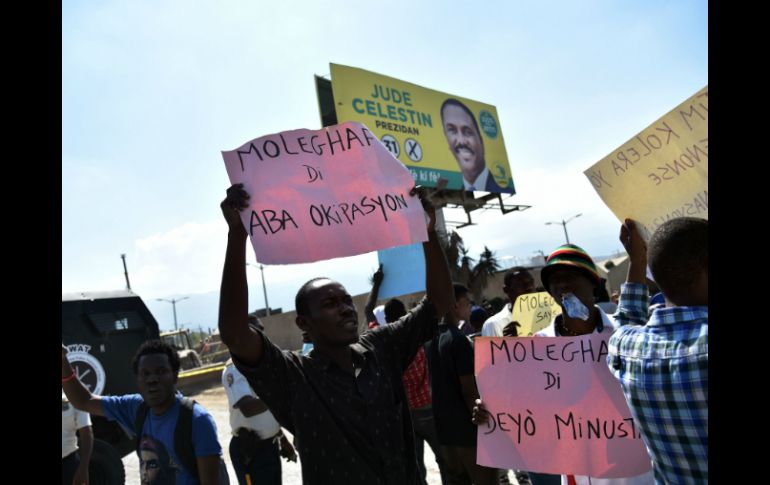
(217, 122, 456, 485)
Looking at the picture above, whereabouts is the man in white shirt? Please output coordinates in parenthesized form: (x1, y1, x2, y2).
(481, 267, 536, 337)
(223, 321, 296, 485)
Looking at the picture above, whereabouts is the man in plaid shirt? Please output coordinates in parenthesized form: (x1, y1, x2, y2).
(608, 218, 708, 484)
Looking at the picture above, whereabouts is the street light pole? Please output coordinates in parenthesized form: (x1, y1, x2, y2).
(247, 263, 270, 316)
(156, 297, 189, 330)
(120, 253, 131, 290)
(545, 213, 582, 245)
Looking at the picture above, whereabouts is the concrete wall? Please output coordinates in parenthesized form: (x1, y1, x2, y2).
(259, 310, 304, 351)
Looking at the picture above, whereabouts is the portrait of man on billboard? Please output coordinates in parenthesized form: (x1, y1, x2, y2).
(440, 98, 507, 193)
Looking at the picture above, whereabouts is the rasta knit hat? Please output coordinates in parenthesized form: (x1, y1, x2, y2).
(540, 244, 601, 294)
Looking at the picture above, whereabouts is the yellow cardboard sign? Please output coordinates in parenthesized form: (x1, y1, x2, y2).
(511, 292, 562, 336)
(330, 64, 515, 194)
(583, 86, 708, 239)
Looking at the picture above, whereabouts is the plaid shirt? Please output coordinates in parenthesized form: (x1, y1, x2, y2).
(608, 283, 708, 484)
(402, 345, 431, 409)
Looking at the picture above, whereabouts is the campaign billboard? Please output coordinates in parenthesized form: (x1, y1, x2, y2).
(326, 64, 516, 194)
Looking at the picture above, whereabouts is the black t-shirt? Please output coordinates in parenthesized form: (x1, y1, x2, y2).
(425, 323, 477, 447)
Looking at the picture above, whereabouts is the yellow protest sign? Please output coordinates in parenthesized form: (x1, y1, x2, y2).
(329, 64, 515, 194)
(511, 292, 562, 336)
(583, 86, 707, 239)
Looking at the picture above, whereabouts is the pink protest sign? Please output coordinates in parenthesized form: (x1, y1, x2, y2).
(475, 334, 652, 478)
(222, 122, 428, 264)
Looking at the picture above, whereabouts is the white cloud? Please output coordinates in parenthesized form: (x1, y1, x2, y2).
(128, 219, 381, 310)
(442, 160, 625, 264)
(132, 221, 227, 297)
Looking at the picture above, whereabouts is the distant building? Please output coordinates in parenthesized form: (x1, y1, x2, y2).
(594, 253, 630, 295)
(250, 307, 283, 318)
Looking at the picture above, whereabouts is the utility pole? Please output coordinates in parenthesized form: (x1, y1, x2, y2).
(247, 263, 271, 316)
(259, 264, 270, 316)
(121, 254, 131, 290)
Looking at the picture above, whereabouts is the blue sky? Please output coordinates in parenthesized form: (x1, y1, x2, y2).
(62, 0, 707, 331)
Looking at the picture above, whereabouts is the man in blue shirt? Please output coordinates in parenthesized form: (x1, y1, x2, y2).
(62, 340, 226, 485)
(609, 218, 708, 484)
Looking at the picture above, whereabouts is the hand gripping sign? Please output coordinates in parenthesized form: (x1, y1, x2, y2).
(222, 122, 428, 264)
(475, 333, 652, 478)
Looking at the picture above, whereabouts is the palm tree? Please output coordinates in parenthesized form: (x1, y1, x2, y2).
(458, 246, 474, 290)
(469, 246, 500, 301)
(441, 232, 501, 302)
(442, 231, 465, 282)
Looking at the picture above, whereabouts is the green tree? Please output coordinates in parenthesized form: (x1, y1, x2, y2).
(441, 232, 501, 302)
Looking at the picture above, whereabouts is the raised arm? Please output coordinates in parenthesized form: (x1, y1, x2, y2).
(364, 264, 384, 324)
(61, 344, 105, 416)
(218, 184, 263, 365)
(615, 218, 651, 326)
(620, 218, 648, 285)
(414, 187, 454, 320)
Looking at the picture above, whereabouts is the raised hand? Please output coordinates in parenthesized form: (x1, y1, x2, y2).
(619, 218, 647, 264)
(372, 264, 384, 286)
(220, 183, 250, 236)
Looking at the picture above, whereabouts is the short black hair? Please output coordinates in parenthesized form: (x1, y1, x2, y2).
(453, 283, 470, 301)
(470, 307, 489, 326)
(504, 267, 532, 287)
(384, 298, 406, 323)
(131, 340, 180, 376)
(295, 277, 333, 316)
(440, 99, 484, 145)
(648, 218, 708, 300)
